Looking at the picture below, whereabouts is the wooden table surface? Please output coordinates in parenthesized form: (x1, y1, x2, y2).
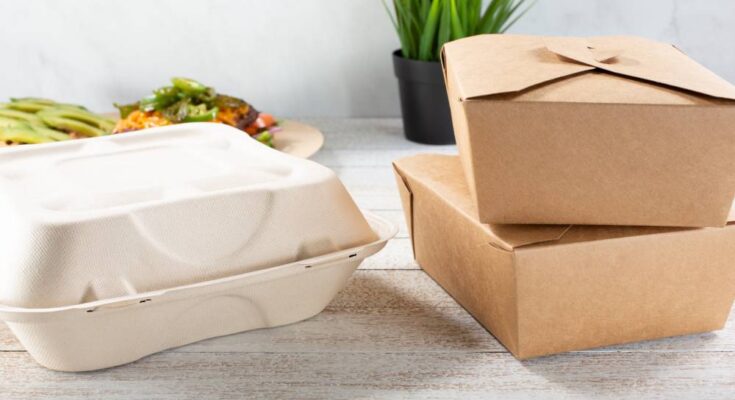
(1, 119, 733, 400)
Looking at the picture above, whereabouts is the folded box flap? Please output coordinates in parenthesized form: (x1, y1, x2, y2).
(443, 34, 593, 100)
(489, 224, 572, 250)
(443, 34, 735, 101)
(393, 154, 570, 252)
(544, 36, 735, 101)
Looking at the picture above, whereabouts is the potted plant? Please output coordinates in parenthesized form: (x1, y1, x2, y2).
(384, 0, 534, 144)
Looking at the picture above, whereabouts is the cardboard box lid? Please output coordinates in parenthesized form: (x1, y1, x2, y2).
(393, 154, 570, 252)
(442, 34, 735, 103)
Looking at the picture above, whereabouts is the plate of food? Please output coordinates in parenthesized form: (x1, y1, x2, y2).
(0, 78, 324, 158)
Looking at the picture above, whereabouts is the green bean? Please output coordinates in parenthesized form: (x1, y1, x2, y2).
(0, 109, 42, 124)
(255, 131, 274, 147)
(0, 117, 32, 129)
(10, 97, 55, 105)
(0, 127, 54, 144)
(38, 108, 114, 133)
(32, 126, 71, 141)
(171, 77, 207, 95)
(5, 101, 53, 113)
(38, 115, 106, 137)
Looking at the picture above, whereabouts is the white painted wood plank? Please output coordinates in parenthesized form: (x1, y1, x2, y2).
(313, 148, 457, 168)
(358, 208, 416, 271)
(337, 166, 403, 211)
(303, 118, 453, 151)
(336, 166, 399, 192)
(359, 238, 417, 270)
(1, 351, 734, 400)
(309, 117, 455, 167)
(353, 194, 403, 212)
(166, 306, 501, 355)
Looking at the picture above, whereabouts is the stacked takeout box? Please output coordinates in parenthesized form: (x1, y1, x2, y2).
(394, 34, 735, 359)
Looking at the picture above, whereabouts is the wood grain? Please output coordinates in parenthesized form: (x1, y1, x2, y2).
(1, 352, 734, 400)
(0, 119, 733, 400)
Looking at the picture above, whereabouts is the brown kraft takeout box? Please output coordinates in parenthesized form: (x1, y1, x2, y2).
(441, 34, 735, 227)
(393, 154, 735, 359)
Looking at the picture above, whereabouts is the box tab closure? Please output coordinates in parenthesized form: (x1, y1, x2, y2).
(489, 224, 572, 251)
(544, 36, 735, 101)
(443, 34, 735, 101)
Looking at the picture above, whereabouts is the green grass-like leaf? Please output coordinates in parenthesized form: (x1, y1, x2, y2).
(449, 0, 465, 41)
(381, 0, 535, 61)
(385, 0, 533, 61)
(437, 0, 452, 55)
(418, 0, 442, 61)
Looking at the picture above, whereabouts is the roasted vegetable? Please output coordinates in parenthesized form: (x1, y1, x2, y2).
(171, 77, 208, 95)
(254, 131, 273, 147)
(113, 77, 279, 147)
(183, 105, 218, 123)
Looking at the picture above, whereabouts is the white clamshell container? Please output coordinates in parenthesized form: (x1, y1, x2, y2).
(0, 213, 394, 372)
(0, 123, 396, 371)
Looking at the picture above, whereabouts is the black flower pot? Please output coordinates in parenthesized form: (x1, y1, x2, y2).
(392, 50, 455, 145)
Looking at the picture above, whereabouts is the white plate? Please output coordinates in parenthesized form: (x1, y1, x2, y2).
(271, 119, 324, 158)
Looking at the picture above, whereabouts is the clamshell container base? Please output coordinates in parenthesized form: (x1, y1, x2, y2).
(0, 213, 395, 371)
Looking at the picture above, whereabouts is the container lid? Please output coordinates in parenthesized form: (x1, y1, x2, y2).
(0, 123, 324, 224)
(442, 34, 735, 103)
(0, 124, 380, 309)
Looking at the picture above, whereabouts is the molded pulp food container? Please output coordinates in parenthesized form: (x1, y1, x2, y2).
(0, 123, 396, 371)
(394, 154, 735, 359)
(442, 34, 735, 227)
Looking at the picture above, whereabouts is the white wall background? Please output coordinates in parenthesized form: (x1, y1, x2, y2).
(0, 0, 733, 117)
